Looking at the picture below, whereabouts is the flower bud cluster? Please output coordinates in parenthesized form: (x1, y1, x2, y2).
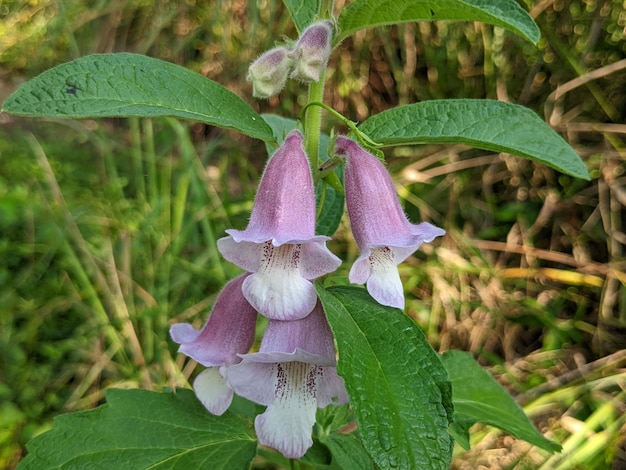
(247, 20, 333, 98)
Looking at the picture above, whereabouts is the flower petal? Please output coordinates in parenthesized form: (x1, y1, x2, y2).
(169, 322, 201, 345)
(299, 241, 342, 279)
(193, 367, 233, 416)
(243, 271, 316, 321)
(254, 362, 320, 459)
(392, 222, 447, 264)
(336, 135, 446, 252)
(259, 301, 337, 359)
(232, 130, 317, 244)
(216, 237, 262, 273)
(169, 273, 257, 366)
(226, 302, 342, 406)
(224, 303, 348, 459)
(336, 136, 445, 309)
(363, 247, 405, 309)
(316, 367, 350, 408)
(241, 243, 318, 320)
(348, 253, 372, 285)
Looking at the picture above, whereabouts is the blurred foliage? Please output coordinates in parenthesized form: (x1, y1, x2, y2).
(1, 0, 626, 468)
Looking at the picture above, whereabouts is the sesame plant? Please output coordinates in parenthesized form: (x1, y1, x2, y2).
(3, 0, 590, 469)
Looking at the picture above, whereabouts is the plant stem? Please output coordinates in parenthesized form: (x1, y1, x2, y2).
(304, 73, 326, 171)
(129, 117, 146, 201)
(303, 0, 335, 171)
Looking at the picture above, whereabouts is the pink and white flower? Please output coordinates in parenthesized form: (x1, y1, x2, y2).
(217, 130, 341, 321)
(226, 302, 348, 458)
(335, 136, 446, 309)
(169, 273, 257, 415)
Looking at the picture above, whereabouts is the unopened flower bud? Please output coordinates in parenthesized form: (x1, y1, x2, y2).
(247, 46, 292, 98)
(289, 20, 333, 83)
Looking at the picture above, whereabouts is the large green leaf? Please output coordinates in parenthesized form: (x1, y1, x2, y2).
(282, 0, 320, 33)
(317, 285, 454, 470)
(358, 99, 590, 180)
(441, 350, 562, 453)
(2, 53, 274, 142)
(336, 0, 540, 44)
(17, 388, 257, 470)
(261, 114, 344, 237)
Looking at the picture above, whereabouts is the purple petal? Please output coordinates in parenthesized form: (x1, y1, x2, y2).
(259, 301, 337, 359)
(224, 301, 348, 457)
(299, 241, 342, 279)
(317, 366, 350, 407)
(225, 303, 346, 404)
(336, 136, 446, 254)
(215, 238, 262, 273)
(169, 273, 257, 367)
(232, 130, 317, 245)
(335, 136, 445, 309)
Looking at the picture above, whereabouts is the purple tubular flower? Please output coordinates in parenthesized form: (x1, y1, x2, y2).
(335, 136, 446, 309)
(289, 20, 333, 83)
(217, 130, 341, 321)
(247, 46, 292, 98)
(169, 273, 257, 415)
(226, 302, 348, 459)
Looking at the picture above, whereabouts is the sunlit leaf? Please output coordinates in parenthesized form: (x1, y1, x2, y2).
(337, 0, 539, 44)
(17, 388, 257, 470)
(441, 350, 562, 453)
(359, 99, 590, 180)
(282, 0, 320, 33)
(2, 53, 274, 142)
(317, 284, 454, 470)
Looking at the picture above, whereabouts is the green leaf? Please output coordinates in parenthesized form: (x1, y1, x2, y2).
(17, 388, 257, 470)
(316, 405, 374, 469)
(317, 285, 454, 470)
(358, 99, 590, 180)
(441, 350, 562, 453)
(282, 0, 320, 33)
(261, 113, 299, 155)
(321, 433, 375, 470)
(314, 172, 344, 237)
(261, 114, 344, 237)
(300, 440, 333, 467)
(2, 53, 274, 142)
(336, 0, 540, 45)
(447, 415, 475, 450)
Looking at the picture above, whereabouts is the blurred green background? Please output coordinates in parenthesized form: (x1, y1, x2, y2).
(1, 0, 625, 468)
